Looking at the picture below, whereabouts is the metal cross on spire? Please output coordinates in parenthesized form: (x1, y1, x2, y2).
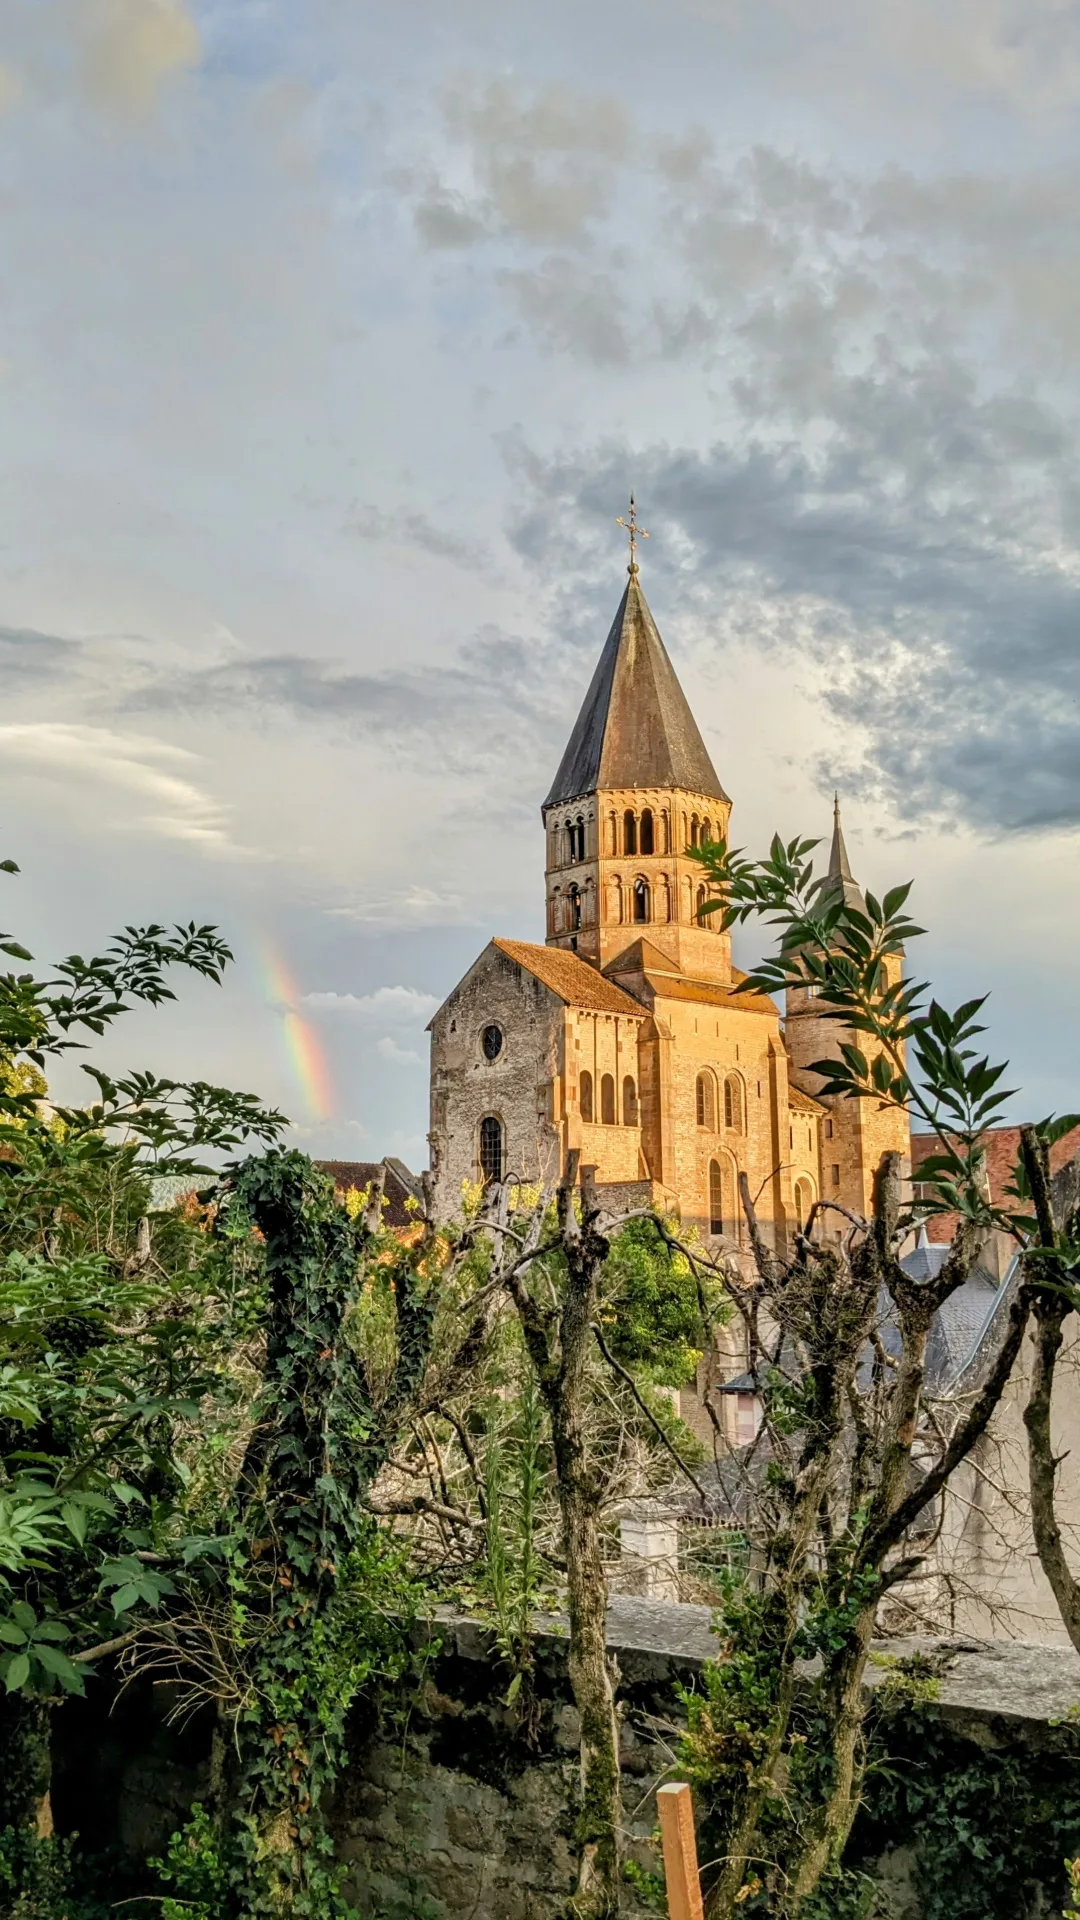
(616, 495, 649, 576)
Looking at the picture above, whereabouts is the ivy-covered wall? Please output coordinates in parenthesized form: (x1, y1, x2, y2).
(36, 1602, 1080, 1920)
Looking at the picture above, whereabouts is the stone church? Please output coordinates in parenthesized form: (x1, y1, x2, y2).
(427, 555, 910, 1254)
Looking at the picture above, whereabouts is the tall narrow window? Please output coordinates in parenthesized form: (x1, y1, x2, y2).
(633, 877, 650, 923)
(696, 1073, 716, 1131)
(724, 1075, 744, 1133)
(640, 809, 654, 855)
(570, 817, 586, 861)
(696, 884, 708, 925)
(569, 884, 582, 929)
(601, 1073, 616, 1125)
(794, 1178, 814, 1230)
(580, 1070, 594, 1122)
(690, 814, 700, 848)
(479, 1115, 503, 1184)
(623, 1076, 638, 1126)
(702, 818, 712, 844)
(623, 810, 637, 856)
(709, 1159, 723, 1235)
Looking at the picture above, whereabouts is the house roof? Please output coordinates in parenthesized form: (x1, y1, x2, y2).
(491, 939, 645, 1017)
(544, 574, 728, 807)
(317, 1158, 421, 1228)
(788, 1086, 826, 1115)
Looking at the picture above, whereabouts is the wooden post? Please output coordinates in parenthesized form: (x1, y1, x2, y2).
(657, 1781, 704, 1920)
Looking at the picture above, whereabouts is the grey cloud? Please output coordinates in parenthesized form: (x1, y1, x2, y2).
(344, 503, 493, 573)
(508, 361, 1080, 834)
(501, 258, 631, 365)
(0, 624, 81, 684)
(411, 75, 631, 251)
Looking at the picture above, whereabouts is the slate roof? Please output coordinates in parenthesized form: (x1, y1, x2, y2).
(812, 796, 868, 916)
(491, 939, 645, 1017)
(544, 575, 728, 807)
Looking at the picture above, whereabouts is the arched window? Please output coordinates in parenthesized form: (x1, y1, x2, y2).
(794, 1178, 814, 1230)
(601, 1073, 616, 1125)
(702, 818, 712, 844)
(623, 810, 637, 856)
(696, 884, 708, 925)
(580, 1070, 594, 1123)
(608, 812, 618, 856)
(479, 1115, 503, 1184)
(696, 1073, 716, 1131)
(724, 1075, 744, 1133)
(690, 814, 700, 848)
(633, 877, 650, 923)
(659, 874, 672, 923)
(608, 877, 623, 923)
(569, 884, 582, 929)
(640, 809, 654, 855)
(709, 1160, 724, 1236)
(623, 1076, 638, 1126)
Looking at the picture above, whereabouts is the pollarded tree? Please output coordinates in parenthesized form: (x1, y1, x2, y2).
(661, 831, 1043, 1917)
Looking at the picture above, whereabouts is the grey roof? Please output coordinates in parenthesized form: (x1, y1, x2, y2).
(813, 797, 868, 915)
(544, 573, 728, 808)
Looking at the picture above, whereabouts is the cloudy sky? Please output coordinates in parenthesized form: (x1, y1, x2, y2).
(2, 0, 1080, 1162)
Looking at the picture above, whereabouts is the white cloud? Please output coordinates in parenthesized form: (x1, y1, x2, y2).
(0, 723, 246, 856)
(376, 1035, 424, 1065)
(304, 985, 440, 1024)
(67, 0, 201, 114)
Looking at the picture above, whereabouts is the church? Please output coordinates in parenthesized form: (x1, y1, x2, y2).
(427, 540, 911, 1254)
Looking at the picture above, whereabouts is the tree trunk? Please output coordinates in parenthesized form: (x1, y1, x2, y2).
(1024, 1288, 1080, 1651)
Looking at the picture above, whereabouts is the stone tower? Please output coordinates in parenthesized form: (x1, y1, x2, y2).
(784, 799, 911, 1218)
(542, 565, 732, 981)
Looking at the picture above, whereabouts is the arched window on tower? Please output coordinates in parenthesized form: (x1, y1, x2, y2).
(709, 1160, 724, 1236)
(640, 809, 654, 855)
(608, 812, 618, 856)
(690, 814, 700, 848)
(569, 816, 585, 861)
(569, 884, 582, 930)
(696, 884, 708, 925)
(601, 1073, 616, 1125)
(623, 1076, 638, 1126)
(479, 1115, 503, 1185)
(633, 877, 650, 923)
(702, 818, 712, 844)
(696, 1072, 716, 1131)
(580, 1070, 594, 1123)
(724, 1075, 744, 1133)
(623, 810, 637, 856)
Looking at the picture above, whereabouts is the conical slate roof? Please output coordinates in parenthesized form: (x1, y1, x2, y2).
(816, 797, 868, 914)
(544, 574, 728, 808)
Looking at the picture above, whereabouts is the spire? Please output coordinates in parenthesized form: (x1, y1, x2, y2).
(817, 795, 868, 914)
(544, 572, 729, 807)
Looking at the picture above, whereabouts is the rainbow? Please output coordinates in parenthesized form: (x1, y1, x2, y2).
(258, 940, 335, 1124)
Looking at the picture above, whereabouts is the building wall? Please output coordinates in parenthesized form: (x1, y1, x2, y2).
(786, 971, 912, 1223)
(544, 783, 733, 979)
(429, 947, 565, 1218)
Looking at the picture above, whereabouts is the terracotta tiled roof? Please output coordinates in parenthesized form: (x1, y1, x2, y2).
(644, 966, 779, 1018)
(492, 939, 645, 1016)
(317, 1158, 421, 1228)
(604, 937, 680, 976)
(911, 1124, 1080, 1243)
(788, 1086, 825, 1115)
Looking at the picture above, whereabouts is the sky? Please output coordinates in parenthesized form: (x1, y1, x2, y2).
(2, 0, 1080, 1163)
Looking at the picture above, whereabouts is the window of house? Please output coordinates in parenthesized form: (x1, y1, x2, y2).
(569, 884, 582, 929)
(735, 1392, 759, 1447)
(580, 1070, 594, 1122)
(824, 1118, 834, 1139)
(831, 1164, 841, 1187)
(633, 877, 650, 923)
(601, 1073, 616, 1124)
(640, 809, 654, 855)
(482, 1024, 503, 1061)
(724, 1075, 744, 1132)
(623, 1076, 638, 1126)
(709, 1159, 723, 1235)
(479, 1115, 504, 1184)
(623, 810, 637, 856)
(696, 1073, 716, 1130)
(794, 1178, 813, 1229)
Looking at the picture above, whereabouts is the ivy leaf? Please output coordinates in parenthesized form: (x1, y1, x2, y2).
(5, 1651, 30, 1691)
